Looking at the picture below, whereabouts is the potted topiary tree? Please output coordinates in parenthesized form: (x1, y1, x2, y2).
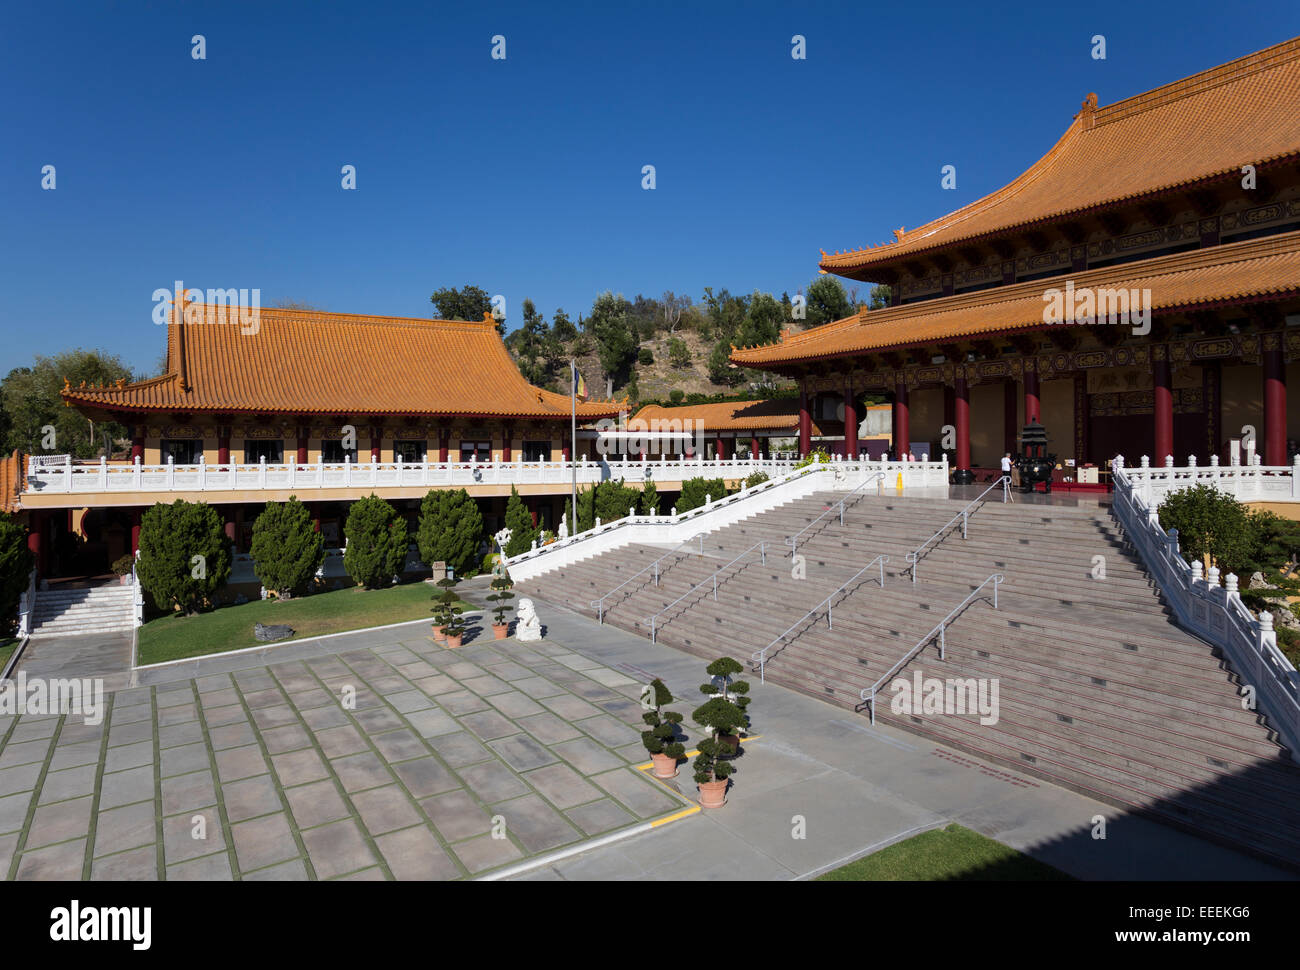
(487, 569, 515, 639)
(640, 679, 685, 779)
(431, 575, 464, 645)
(699, 657, 751, 754)
(692, 690, 746, 808)
(111, 554, 136, 586)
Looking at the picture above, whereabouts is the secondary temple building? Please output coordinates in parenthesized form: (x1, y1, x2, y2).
(731, 37, 1300, 484)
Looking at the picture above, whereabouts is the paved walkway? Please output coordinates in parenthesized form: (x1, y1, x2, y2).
(485, 594, 1293, 881)
(14, 631, 134, 692)
(0, 628, 687, 880)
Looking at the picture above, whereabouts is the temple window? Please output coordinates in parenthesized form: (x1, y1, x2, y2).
(322, 440, 357, 463)
(160, 438, 202, 464)
(522, 440, 551, 462)
(245, 440, 284, 464)
(393, 440, 424, 463)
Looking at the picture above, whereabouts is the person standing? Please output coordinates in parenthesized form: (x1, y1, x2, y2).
(1002, 452, 1019, 498)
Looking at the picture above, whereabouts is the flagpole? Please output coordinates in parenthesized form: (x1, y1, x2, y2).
(571, 359, 578, 535)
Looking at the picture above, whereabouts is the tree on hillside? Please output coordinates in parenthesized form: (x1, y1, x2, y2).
(550, 308, 578, 343)
(805, 276, 854, 326)
(661, 291, 691, 333)
(431, 285, 498, 332)
(250, 497, 324, 599)
(589, 291, 638, 391)
(510, 299, 554, 387)
(1, 350, 135, 459)
(869, 284, 892, 310)
(737, 291, 783, 347)
(136, 500, 232, 615)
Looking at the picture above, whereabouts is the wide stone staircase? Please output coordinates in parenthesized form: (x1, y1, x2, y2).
(521, 489, 1300, 869)
(30, 583, 137, 636)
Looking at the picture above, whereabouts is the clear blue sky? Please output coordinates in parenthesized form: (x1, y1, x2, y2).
(2, 0, 1297, 376)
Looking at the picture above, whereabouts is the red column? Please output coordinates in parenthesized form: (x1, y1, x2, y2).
(894, 379, 910, 458)
(1024, 369, 1041, 424)
(844, 384, 858, 458)
(370, 426, 381, 463)
(1153, 354, 1173, 465)
(562, 441, 571, 461)
(715, 434, 725, 460)
(130, 509, 141, 556)
(750, 434, 759, 460)
(296, 425, 308, 465)
(223, 510, 236, 544)
(1004, 380, 1019, 456)
(954, 375, 973, 484)
(1264, 338, 1287, 466)
(438, 428, 449, 463)
(502, 424, 513, 462)
(798, 388, 812, 457)
(131, 426, 145, 462)
(27, 511, 45, 577)
(217, 426, 231, 464)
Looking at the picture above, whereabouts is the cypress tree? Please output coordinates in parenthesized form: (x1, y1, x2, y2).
(250, 496, 324, 599)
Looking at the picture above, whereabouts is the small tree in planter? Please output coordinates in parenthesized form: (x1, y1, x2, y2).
(431, 576, 466, 647)
(487, 568, 515, 639)
(641, 678, 685, 778)
(691, 657, 752, 808)
(111, 554, 136, 585)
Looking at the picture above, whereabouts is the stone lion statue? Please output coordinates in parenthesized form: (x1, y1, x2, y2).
(516, 598, 543, 641)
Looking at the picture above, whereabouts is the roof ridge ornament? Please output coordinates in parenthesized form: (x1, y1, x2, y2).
(1077, 92, 1098, 130)
(893, 226, 906, 242)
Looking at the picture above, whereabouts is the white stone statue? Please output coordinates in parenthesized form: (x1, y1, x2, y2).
(516, 598, 543, 641)
(559, 513, 568, 539)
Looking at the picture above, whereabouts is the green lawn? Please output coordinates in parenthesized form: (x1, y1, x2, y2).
(817, 824, 1073, 882)
(137, 583, 476, 666)
(0, 638, 17, 672)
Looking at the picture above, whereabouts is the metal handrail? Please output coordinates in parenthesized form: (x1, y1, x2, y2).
(905, 476, 1009, 583)
(751, 554, 889, 682)
(590, 533, 704, 623)
(787, 472, 885, 557)
(859, 573, 1004, 723)
(646, 540, 767, 643)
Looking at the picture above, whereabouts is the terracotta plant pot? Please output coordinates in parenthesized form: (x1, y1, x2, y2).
(431, 624, 446, 643)
(445, 633, 463, 648)
(492, 623, 509, 640)
(698, 778, 727, 808)
(650, 753, 679, 779)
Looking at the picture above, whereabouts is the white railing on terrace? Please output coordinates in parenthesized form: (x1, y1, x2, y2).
(23, 454, 801, 495)
(1118, 453, 1300, 507)
(859, 573, 1004, 724)
(503, 456, 950, 584)
(1111, 458, 1300, 761)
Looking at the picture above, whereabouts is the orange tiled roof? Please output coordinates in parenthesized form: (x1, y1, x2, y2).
(733, 229, 1300, 368)
(0, 451, 22, 515)
(632, 400, 825, 436)
(62, 307, 624, 421)
(820, 36, 1300, 279)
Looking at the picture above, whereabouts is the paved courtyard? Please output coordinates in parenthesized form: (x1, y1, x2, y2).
(0, 633, 690, 880)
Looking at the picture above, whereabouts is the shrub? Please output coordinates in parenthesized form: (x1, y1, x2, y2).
(250, 497, 324, 600)
(595, 478, 640, 524)
(136, 500, 232, 615)
(432, 576, 465, 636)
(668, 338, 691, 368)
(668, 389, 685, 405)
(0, 516, 34, 635)
(677, 477, 728, 513)
(744, 471, 769, 489)
(343, 494, 408, 589)
(110, 554, 136, 577)
(638, 347, 654, 365)
(1157, 484, 1255, 573)
(503, 485, 537, 557)
(416, 488, 483, 577)
(795, 447, 832, 469)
